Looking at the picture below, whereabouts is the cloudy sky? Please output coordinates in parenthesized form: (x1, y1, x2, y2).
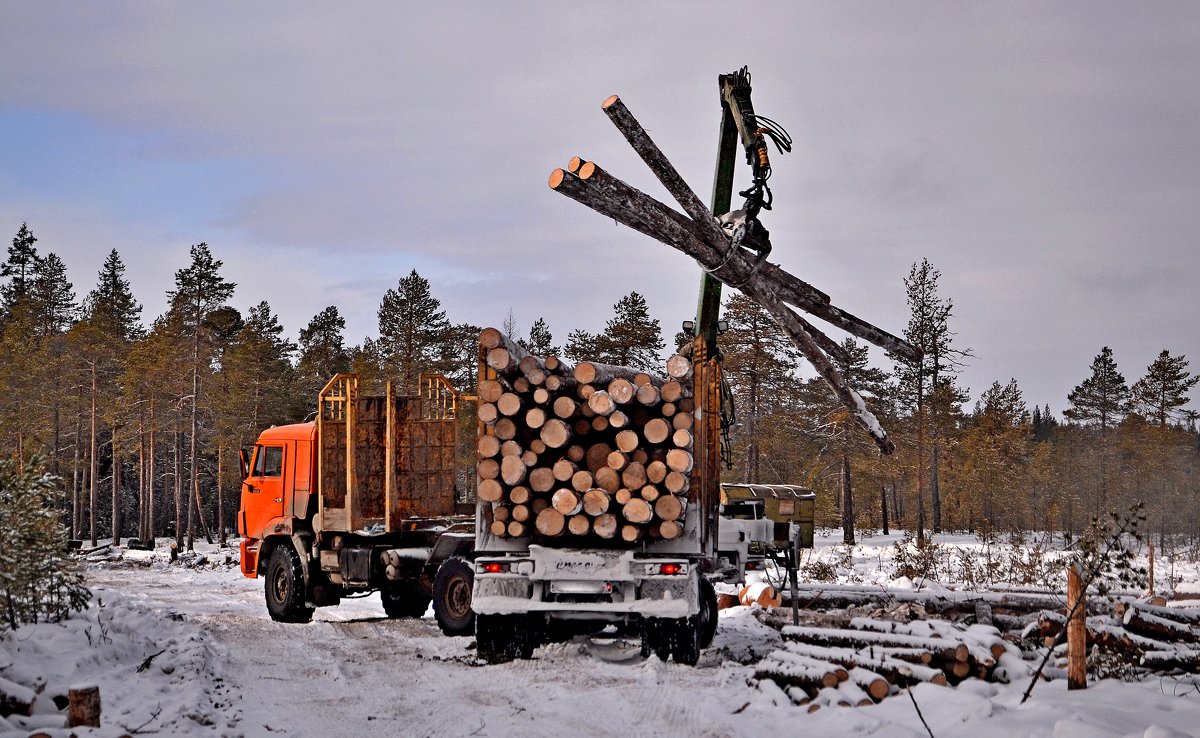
(2, 3, 1197, 414)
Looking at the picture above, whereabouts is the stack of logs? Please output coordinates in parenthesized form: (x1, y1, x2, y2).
(477, 327, 695, 543)
(755, 618, 1022, 711)
(1030, 598, 1200, 674)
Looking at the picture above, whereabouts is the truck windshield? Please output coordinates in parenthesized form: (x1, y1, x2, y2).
(253, 446, 283, 478)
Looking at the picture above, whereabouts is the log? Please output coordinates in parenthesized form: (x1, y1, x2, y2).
(553, 396, 577, 419)
(553, 489, 583, 516)
(575, 419, 593, 434)
(479, 379, 505, 404)
(571, 470, 594, 493)
(665, 354, 692, 379)
(532, 387, 551, 405)
(1067, 562, 1087, 690)
(529, 467, 555, 493)
(521, 450, 537, 467)
(497, 392, 523, 417)
(531, 498, 550, 515)
(593, 514, 618, 539)
(615, 488, 633, 505)
(583, 488, 611, 516)
(608, 378, 636, 404)
(635, 383, 661, 406)
(477, 458, 500, 480)
(658, 519, 682, 540)
(643, 418, 671, 444)
(621, 462, 647, 490)
(0, 675, 35, 717)
(665, 448, 693, 473)
(530, 439, 547, 455)
(672, 429, 693, 449)
(575, 361, 643, 385)
(623, 497, 653, 524)
(588, 391, 616, 416)
(536, 508, 566, 536)
(500, 440, 521, 457)
(67, 685, 101, 728)
(545, 355, 570, 373)
(489, 520, 507, 537)
(621, 524, 643, 542)
(549, 166, 900, 453)
(540, 419, 571, 448)
(586, 443, 613, 473)
(660, 380, 690, 402)
(509, 486, 531, 505)
(552, 459, 577, 482)
(639, 484, 661, 502)
(754, 651, 841, 690)
(632, 448, 649, 465)
(1119, 600, 1200, 626)
(567, 445, 585, 463)
(654, 494, 685, 522)
(566, 514, 591, 536)
(664, 471, 689, 494)
(609, 410, 630, 428)
(781, 626, 970, 663)
(525, 407, 547, 429)
(513, 376, 531, 393)
(591, 415, 609, 432)
(478, 479, 504, 503)
(500, 455, 527, 485)
(507, 521, 527, 537)
(646, 460, 668, 484)
(672, 412, 694, 431)
(606, 450, 629, 471)
(494, 418, 517, 441)
(544, 374, 577, 393)
(477, 403, 498, 424)
(1141, 648, 1200, 671)
(493, 505, 510, 523)
(594, 466, 621, 493)
(847, 668, 891, 702)
(615, 430, 640, 453)
(661, 402, 676, 417)
(1124, 605, 1200, 643)
(477, 434, 501, 458)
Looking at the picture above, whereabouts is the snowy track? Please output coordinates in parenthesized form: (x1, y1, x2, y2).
(9, 538, 1200, 737)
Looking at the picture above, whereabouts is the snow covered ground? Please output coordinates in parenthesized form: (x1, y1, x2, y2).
(3, 531, 1200, 737)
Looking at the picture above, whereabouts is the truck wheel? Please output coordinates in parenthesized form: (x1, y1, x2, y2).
(698, 577, 719, 648)
(670, 616, 701, 666)
(265, 545, 314, 623)
(641, 618, 671, 661)
(432, 557, 475, 636)
(381, 581, 431, 619)
(476, 614, 537, 664)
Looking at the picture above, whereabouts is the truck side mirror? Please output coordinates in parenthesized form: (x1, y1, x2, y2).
(239, 448, 251, 480)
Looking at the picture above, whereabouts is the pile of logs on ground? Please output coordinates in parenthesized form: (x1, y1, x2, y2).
(754, 617, 1023, 711)
(1029, 598, 1200, 674)
(477, 327, 694, 543)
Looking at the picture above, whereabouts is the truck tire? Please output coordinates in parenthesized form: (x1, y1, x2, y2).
(670, 616, 702, 666)
(476, 614, 536, 664)
(265, 544, 314, 623)
(698, 577, 718, 648)
(641, 618, 672, 661)
(432, 557, 475, 636)
(381, 581, 431, 619)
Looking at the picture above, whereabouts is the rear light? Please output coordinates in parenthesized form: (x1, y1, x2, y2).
(482, 562, 508, 574)
(745, 561, 758, 570)
(643, 562, 688, 576)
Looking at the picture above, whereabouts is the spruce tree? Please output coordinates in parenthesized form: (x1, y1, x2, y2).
(1130, 350, 1198, 428)
(1, 223, 40, 313)
(297, 306, 349, 404)
(83, 250, 142, 341)
(30, 253, 76, 337)
(521, 317, 559, 357)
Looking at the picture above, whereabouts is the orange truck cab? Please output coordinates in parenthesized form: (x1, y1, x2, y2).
(236, 374, 476, 633)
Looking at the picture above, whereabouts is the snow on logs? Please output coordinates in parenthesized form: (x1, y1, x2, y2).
(477, 328, 693, 542)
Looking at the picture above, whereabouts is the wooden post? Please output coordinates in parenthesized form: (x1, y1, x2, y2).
(1066, 561, 1086, 690)
(67, 684, 101, 727)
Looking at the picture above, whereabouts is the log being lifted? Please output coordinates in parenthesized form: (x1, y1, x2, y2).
(548, 166, 896, 454)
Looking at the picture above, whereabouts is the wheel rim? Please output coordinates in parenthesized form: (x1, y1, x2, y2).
(271, 566, 289, 604)
(446, 575, 471, 619)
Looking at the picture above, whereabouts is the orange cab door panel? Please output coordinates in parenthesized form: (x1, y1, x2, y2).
(241, 443, 287, 539)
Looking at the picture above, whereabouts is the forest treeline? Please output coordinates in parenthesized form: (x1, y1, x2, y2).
(2, 222, 1197, 550)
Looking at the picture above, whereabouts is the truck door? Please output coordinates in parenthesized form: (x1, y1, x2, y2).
(243, 443, 286, 538)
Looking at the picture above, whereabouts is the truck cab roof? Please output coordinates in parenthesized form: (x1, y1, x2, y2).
(256, 422, 317, 443)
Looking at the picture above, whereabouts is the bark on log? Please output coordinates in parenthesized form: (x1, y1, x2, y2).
(782, 626, 969, 662)
(1124, 606, 1200, 643)
(67, 685, 101, 728)
(574, 361, 644, 385)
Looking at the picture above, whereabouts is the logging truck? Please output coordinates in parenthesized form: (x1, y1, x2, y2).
(236, 373, 478, 636)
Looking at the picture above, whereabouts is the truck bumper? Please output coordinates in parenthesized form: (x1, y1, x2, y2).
(239, 538, 259, 578)
(471, 545, 698, 620)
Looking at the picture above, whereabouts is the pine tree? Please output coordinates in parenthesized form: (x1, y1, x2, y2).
(1130, 350, 1198, 428)
(595, 292, 664, 371)
(521, 317, 559, 357)
(297, 306, 349, 405)
(166, 243, 236, 549)
(895, 259, 968, 538)
(1065, 347, 1129, 431)
(563, 329, 600, 364)
(377, 269, 452, 392)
